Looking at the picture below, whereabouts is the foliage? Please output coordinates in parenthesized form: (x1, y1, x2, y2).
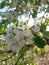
(0, 0, 49, 65)
(34, 35, 46, 48)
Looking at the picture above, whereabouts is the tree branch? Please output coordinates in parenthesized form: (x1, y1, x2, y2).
(15, 44, 33, 65)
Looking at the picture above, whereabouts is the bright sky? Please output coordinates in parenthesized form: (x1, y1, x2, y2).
(0, 0, 4, 3)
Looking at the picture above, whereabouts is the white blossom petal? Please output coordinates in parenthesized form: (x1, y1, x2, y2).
(46, 25, 49, 31)
(22, 30, 33, 39)
(27, 39, 34, 45)
(32, 26, 40, 32)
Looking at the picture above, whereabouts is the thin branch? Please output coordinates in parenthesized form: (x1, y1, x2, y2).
(0, 51, 16, 62)
(0, 32, 6, 35)
(15, 44, 33, 65)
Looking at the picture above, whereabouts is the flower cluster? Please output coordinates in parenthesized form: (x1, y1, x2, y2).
(5, 27, 37, 53)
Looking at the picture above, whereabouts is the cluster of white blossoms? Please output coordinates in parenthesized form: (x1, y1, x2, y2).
(5, 27, 36, 53)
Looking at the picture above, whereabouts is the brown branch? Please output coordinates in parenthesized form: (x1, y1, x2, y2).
(15, 45, 33, 65)
(0, 51, 16, 62)
(0, 32, 6, 35)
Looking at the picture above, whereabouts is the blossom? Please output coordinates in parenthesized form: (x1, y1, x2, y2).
(14, 29, 23, 41)
(27, 17, 34, 28)
(6, 28, 34, 53)
(6, 27, 12, 38)
(46, 25, 49, 31)
(32, 26, 40, 32)
(21, 30, 34, 45)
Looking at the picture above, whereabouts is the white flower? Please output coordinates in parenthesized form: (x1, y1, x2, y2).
(6, 28, 34, 53)
(32, 26, 40, 32)
(7, 39, 26, 53)
(26, 39, 34, 45)
(7, 43, 20, 53)
(21, 30, 34, 45)
(10, 44, 20, 53)
(22, 30, 34, 39)
(6, 29, 24, 52)
(46, 25, 49, 31)
(6, 27, 12, 38)
(14, 30, 23, 41)
(7, 37, 18, 51)
(18, 40, 26, 51)
(37, 11, 45, 18)
(44, 13, 49, 18)
(18, 40, 26, 47)
(27, 18, 34, 28)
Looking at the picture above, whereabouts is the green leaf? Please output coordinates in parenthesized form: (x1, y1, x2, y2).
(29, 0, 34, 4)
(40, 24, 46, 32)
(46, 7, 49, 12)
(43, 31, 49, 38)
(41, 48, 45, 56)
(35, 0, 41, 5)
(18, 61, 24, 65)
(34, 35, 46, 48)
(32, 10, 37, 18)
(32, 63, 36, 65)
(0, 1, 5, 8)
(35, 47, 39, 55)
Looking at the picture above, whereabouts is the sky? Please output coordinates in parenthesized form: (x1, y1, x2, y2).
(0, 0, 4, 3)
